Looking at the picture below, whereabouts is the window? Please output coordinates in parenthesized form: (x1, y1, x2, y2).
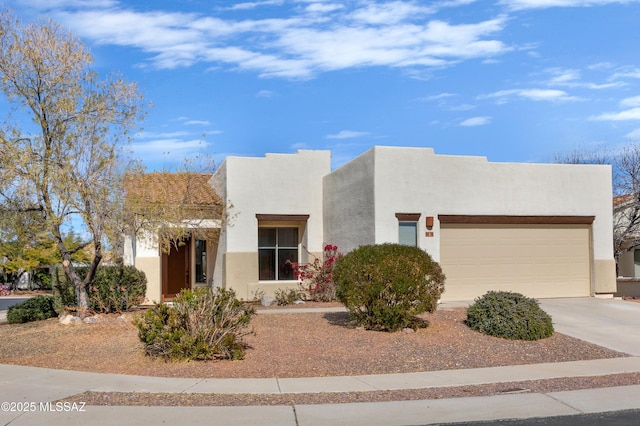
(258, 227, 299, 280)
(195, 240, 207, 283)
(396, 213, 420, 247)
(399, 222, 417, 246)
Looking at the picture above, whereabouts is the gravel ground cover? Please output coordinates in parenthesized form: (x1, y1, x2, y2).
(1, 303, 637, 406)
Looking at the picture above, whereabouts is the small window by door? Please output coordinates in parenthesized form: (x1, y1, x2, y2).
(195, 239, 207, 283)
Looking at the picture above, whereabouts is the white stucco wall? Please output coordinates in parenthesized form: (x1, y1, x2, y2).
(363, 146, 612, 261)
(211, 150, 331, 298)
(323, 149, 376, 253)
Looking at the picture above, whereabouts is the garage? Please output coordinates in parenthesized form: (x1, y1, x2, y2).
(438, 215, 593, 301)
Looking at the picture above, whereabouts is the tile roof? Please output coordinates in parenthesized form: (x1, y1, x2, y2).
(125, 173, 222, 208)
(614, 194, 633, 208)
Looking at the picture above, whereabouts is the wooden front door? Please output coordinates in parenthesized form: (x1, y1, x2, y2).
(162, 238, 191, 300)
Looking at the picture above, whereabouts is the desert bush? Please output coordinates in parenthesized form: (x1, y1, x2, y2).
(53, 264, 147, 314)
(334, 243, 446, 332)
(465, 291, 554, 340)
(135, 287, 255, 361)
(274, 288, 304, 306)
(293, 244, 342, 302)
(6, 295, 57, 324)
(0, 284, 9, 296)
(88, 265, 147, 313)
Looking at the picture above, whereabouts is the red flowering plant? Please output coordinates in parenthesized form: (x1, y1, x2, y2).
(292, 244, 342, 302)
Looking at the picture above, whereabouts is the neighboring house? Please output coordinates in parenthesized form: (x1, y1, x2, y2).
(126, 146, 617, 303)
(612, 194, 640, 297)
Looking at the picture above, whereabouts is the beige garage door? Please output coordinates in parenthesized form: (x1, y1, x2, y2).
(439, 220, 591, 301)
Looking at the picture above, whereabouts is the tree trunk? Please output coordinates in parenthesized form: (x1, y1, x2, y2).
(74, 280, 90, 317)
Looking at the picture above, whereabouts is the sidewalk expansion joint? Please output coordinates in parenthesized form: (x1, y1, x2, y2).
(181, 379, 205, 393)
(544, 392, 585, 414)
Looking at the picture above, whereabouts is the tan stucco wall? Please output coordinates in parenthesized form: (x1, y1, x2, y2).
(223, 252, 258, 300)
(135, 256, 161, 304)
(594, 259, 617, 294)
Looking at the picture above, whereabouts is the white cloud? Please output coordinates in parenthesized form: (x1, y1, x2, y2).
(349, 1, 434, 24)
(422, 93, 457, 101)
(226, 1, 284, 10)
(626, 129, 640, 140)
(480, 88, 581, 103)
(183, 120, 211, 126)
(612, 68, 640, 80)
(48, 2, 510, 79)
(545, 67, 581, 85)
(543, 67, 625, 90)
(590, 107, 640, 121)
(23, 0, 117, 8)
(306, 3, 344, 14)
(256, 90, 276, 98)
(460, 116, 491, 126)
(326, 130, 371, 139)
(621, 96, 640, 108)
(501, 0, 640, 10)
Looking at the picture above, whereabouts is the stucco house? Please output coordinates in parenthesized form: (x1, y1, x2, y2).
(125, 146, 617, 304)
(612, 194, 640, 297)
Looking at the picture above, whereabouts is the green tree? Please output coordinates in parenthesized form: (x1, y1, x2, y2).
(0, 12, 144, 314)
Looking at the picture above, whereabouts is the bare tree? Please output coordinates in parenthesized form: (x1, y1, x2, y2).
(556, 143, 640, 273)
(0, 12, 144, 315)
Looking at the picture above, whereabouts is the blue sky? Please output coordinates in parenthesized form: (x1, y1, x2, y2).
(5, 0, 640, 170)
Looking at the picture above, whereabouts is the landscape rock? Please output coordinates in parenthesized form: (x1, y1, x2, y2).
(402, 327, 415, 334)
(261, 295, 274, 307)
(293, 299, 305, 305)
(59, 314, 81, 325)
(83, 316, 99, 324)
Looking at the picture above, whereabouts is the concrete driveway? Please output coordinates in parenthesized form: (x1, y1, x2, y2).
(539, 298, 640, 356)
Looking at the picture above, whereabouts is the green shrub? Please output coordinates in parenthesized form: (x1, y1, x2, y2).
(7, 295, 57, 324)
(466, 291, 554, 340)
(52, 266, 76, 314)
(274, 288, 304, 306)
(53, 264, 147, 314)
(88, 265, 147, 313)
(135, 287, 255, 361)
(334, 243, 446, 332)
(34, 270, 53, 290)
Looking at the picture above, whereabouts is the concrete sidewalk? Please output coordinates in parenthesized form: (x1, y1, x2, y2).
(0, 297, 639, 425)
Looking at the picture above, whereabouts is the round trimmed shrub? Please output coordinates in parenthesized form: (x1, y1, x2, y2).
(334, 243, 446, 332)
(7, 295, 57, 324)
(466, 291, 554, 340)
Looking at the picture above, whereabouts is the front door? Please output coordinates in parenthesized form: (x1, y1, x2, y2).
(162, 238, 191, 300)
